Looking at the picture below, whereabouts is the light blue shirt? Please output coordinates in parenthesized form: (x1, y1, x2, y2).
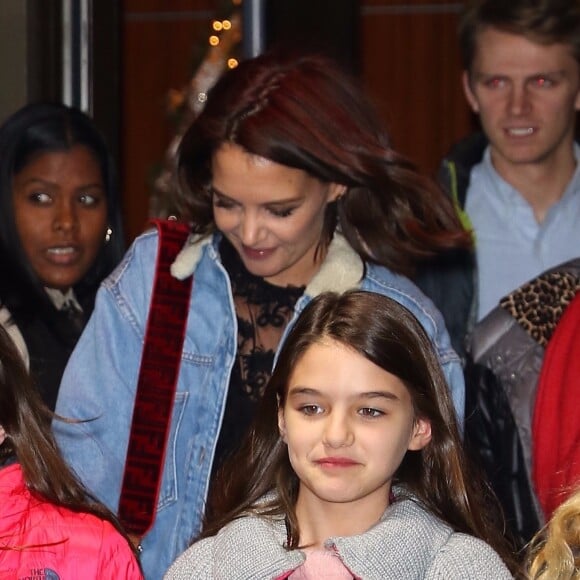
(466, 145, 580, 320)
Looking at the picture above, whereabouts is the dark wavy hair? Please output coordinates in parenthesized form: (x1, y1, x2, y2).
(460, 0, 580, 73)
(177, 52, 471, 277)
(203, 290, 516, 572)
(0, 325, 138, 559)
(0, 102, 125, 323)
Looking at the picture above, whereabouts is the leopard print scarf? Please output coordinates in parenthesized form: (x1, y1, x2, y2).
(500, 271, 580, 347)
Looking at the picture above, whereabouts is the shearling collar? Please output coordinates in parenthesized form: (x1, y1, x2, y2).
(170, 232, 364, 297)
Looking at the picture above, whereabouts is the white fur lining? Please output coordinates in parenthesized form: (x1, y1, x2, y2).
(304, 233, 364, 296)
(170, 233, 364, 295)
(170, 234, 211, 280)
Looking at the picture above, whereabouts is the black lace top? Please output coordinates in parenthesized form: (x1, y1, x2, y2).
(211, 239, 305, 474)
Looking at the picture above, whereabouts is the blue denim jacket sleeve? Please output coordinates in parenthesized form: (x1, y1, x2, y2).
(53, 233, 156, 513)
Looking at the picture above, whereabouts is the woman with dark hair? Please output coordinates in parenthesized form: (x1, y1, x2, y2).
(166, 290, 514, 578)
(0, 102, 125, 410)
(55, 52, 471, 578)
(0, 325, 142, 577)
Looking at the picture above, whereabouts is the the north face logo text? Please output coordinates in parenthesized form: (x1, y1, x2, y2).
(19, 568, 60, 580)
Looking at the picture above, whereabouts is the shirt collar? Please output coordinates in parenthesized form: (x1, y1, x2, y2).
(44, 287, 82, 312)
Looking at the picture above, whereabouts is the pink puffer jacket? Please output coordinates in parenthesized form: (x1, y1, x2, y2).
(0, 463, 142, 579)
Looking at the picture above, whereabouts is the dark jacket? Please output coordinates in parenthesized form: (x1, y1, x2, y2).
(415, 132, 487, 359)
(17, 310, 86, 410)
(0, 249, 91, 411)
(464, 258, 580, 548)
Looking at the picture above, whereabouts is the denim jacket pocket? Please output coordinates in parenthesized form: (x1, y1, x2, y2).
(157, 391, 189, 510)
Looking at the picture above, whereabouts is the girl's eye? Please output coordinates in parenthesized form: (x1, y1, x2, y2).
(29, 191, 52, 204)
(300, 404, 323, 416)
(358, 407, 384, 418)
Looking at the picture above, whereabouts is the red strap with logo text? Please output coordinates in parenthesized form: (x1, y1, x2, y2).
(118, 219, 193, 538)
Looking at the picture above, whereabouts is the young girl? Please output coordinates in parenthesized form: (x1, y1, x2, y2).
(166, 290, 514, 579)
(0, 325, 142, 578)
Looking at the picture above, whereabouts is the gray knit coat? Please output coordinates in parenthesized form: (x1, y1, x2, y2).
(164, 496, 513, 579)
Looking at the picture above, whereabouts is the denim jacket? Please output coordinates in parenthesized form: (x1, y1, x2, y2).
(54, 229, 464, 579)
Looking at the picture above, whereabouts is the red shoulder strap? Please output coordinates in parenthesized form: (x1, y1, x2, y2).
(118, 219, 193, 537)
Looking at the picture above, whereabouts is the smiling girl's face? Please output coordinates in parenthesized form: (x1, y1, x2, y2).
(12, 145, 108, 292)
(278, 339, 432, 530)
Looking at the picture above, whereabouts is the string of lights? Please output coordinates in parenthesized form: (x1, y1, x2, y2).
(151, 1, 242, 218)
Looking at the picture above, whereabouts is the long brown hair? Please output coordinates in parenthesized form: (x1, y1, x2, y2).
(177, 52, 471, 277)
(0, 325, 138, 558)
(204, 290, 515, 570)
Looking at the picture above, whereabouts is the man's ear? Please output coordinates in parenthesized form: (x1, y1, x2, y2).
(408, 417, 432, 451)
(278, 407, 287, 443)
(0, 425, 6, 446)
(462, 71, 480, 113)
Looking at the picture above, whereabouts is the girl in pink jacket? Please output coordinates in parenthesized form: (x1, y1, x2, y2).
(0, 326, 142, 579)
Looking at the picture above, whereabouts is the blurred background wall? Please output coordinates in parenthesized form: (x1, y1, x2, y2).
(0, 0, 474, 244)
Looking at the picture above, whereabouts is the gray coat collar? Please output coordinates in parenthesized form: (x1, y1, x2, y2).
(206, 496, 454, 579)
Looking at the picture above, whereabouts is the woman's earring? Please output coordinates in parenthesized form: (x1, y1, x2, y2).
(105, 227, 113, 243)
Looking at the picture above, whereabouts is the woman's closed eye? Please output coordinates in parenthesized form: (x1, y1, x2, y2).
(213, 195, 236, 209)
(211, 187, 298, 217)
(267, 205, 296, 218)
